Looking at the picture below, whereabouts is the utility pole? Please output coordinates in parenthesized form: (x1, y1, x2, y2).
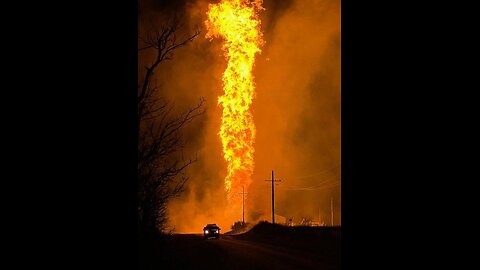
(265, 170, 281, 224)
(319, 206, 321, 225)
(331, 197, 334, 226)
(239, 186, 247, 225)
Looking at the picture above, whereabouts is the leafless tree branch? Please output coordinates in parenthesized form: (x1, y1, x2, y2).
(138, 14, 204, 233)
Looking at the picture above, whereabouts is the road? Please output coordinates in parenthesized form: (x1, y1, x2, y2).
(146, 233, 340, 270)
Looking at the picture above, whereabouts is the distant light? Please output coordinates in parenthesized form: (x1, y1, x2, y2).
(205, 230, 209, 234)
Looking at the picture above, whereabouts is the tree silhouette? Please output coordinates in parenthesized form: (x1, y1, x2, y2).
(138, 14, 203, 234)
(231, 221, 249, 233)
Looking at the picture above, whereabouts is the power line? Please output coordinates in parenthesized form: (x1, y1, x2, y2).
(282, 171, 341, 190)
(280, 178, 340, 191)
(278, 183, 340, 191)
(295, 165, 340, 179)
(259, 180, 340, 191)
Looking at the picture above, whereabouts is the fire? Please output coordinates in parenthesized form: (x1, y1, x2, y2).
(206, 0, 264, 200)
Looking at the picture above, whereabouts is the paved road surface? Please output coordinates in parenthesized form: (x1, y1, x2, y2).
(146, 233, 340, 270)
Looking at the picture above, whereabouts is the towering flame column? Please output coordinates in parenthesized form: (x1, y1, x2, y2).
(206, 0, 263, 201)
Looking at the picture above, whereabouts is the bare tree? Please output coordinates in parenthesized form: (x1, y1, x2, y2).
(138, 15, 203, 234)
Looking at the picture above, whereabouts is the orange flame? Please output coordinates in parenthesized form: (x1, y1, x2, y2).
(206, 0, 263, 200)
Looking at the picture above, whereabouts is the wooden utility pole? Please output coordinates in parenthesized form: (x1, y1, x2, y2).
(239, 186, 247, 225)
(331, 197, 334, 226)
(265, 170, 281, 224)
(319, 206, 321, 225)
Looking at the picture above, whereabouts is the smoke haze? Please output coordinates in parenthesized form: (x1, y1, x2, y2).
(139, 0, 340, 233)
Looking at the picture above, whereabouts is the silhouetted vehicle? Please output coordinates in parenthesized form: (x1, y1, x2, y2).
(203, 224, 221, 239)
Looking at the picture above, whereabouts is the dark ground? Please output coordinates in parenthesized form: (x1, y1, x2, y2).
(139, 222, 341, 270)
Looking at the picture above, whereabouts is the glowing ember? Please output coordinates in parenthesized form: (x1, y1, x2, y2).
(206, 0, 263, 200)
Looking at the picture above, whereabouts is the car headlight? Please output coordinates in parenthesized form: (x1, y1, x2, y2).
(205, 230, 209, 234)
